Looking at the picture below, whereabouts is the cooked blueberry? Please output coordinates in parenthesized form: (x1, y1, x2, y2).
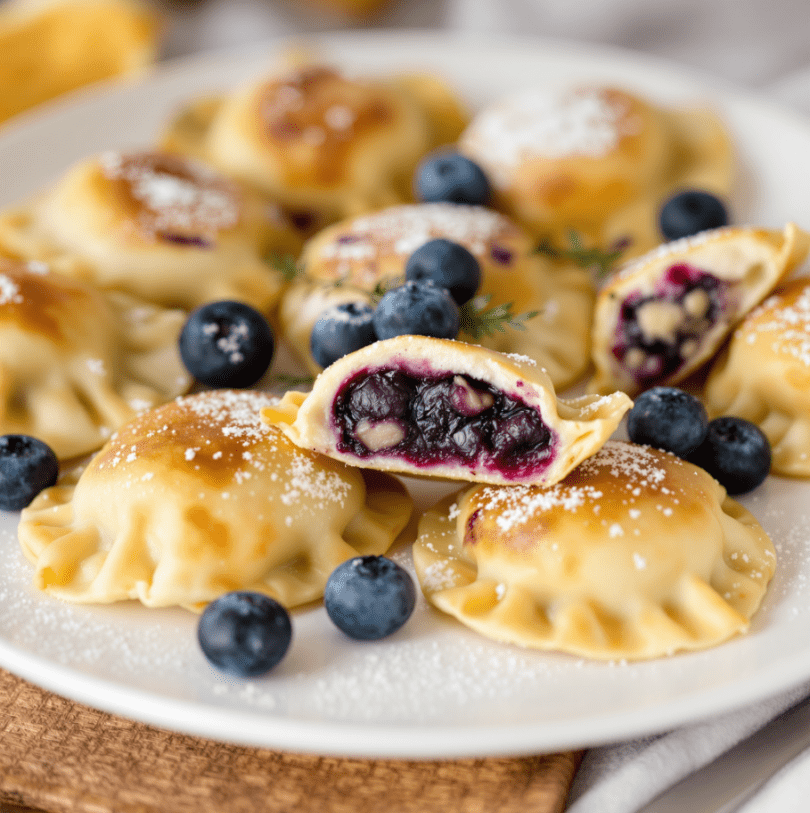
(490, 409, 551, 460)
(414, 151, 491, 206)
(324, 556, 416, 640)
(627, 387, 708, 458)
(372, 280, 460, 341)
(688, 416, 771, 494)
(0, 435, 59, 511)
(179, 300, 275, 388)
(659, 190, 729, 241)
(197, 591, 292, 677)
(310, 302, 376, 368)
(405, 239, 481, 305)
(344, 370, 414, 422)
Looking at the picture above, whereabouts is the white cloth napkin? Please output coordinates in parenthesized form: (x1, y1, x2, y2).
(155, 2, 810, 809)
(565, 681, 810, 812)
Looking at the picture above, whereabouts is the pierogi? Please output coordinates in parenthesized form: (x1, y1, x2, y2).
(280, 202, 595, 389)
(459, 84, 735, 259)
(18, 389, 413, 610)
(0, 257, 191, 460)
(263, 336, 632, 487)
(413, 441, 776, 660)
(0, 151, 301, 312)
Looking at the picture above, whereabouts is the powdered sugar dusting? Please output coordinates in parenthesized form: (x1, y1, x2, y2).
(0, 275, 23, 305)
(745, 282, 810, 366)
(100, 151, 240, 240)
(461, 87, 638, 187)
(319, 203, 515, 278)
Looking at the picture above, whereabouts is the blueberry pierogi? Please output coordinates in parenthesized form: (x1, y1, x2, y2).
(590, 223, 810, 396)
(18, 389, 412, 609)
(413, 441, 776, 660)
(0, 151, 301, 311)
(459, 84, 734, 258)
(280, 202, 595, 389)
(0, 258, 191, 460)
(263, 336, 632, 487)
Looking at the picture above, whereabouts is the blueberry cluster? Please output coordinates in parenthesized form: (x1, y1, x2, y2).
(310, 152, 493, 369)
(310, 237, 483, 368)
(626, 387, 771, 494)
(197, 555, 416, 677)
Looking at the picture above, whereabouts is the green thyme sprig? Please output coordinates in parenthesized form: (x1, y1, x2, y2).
(536, 230, 630, 283)
(266, 252, 303, 282)
(459, 294, 540, 341)
(267, 373, 315, 389)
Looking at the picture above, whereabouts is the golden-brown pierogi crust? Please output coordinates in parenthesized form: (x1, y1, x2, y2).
(161, 64, 468, 231)
(413, 441, 775, 660)
(18, 390, 412, 610)
(0, 258, 190, 459)
(0, 151, 301, 312)
(459, 85, 734, 259)
(705, 277, 810, 476)
(280, 202, 595, 389)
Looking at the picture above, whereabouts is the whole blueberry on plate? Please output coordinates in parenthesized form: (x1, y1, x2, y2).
(310, 301, 377, 368)
(373, 280, 460, 341)
(659, 190, 729, 241)
(324, 555, 416, 640)
(688, 416, 771, 495)
(197, 591, 292, 677)
(414, 151, 491, 206)
(626, 387, 708, 458)
(0, 434, 59, 511)
(179, 300, 275, 388)
(405, 238, 481, 305)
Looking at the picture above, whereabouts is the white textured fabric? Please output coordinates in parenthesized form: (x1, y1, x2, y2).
(566, 681, 810, 812)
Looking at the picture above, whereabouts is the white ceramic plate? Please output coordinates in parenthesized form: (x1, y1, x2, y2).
(2, 31, 810, 760)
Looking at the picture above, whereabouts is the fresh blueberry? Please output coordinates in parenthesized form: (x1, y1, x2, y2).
(626, 387, 708, 458)
(688, 416, 771, 495)
(0, 435, 59, 511)
(197, 591, 292, 677)
(414, 151, 491, 206)
(310, 301, 377, 369)
(179, 300, 275, 388)
(405, 239, 481, 305)
(659, 190, 729, 241)
(324, 555, 416, 640)
(372, 280, 460, 341)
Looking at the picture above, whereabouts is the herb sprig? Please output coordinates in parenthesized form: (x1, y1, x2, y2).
(536, 230, 629, 283)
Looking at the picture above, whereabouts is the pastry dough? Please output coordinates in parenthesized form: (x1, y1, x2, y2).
(704, 277, 810, 477)
(413, 441, 776, 661)
(263, 335, 632, 486)
(279, 202, 595, 389)
(0, 150, 302, 312)
(458, 85, 735, 259)
(0, 257, 191, 460)
(590, 223, 810, 396)
(17, 389, 413, 610)
(160, 63, 468, 232)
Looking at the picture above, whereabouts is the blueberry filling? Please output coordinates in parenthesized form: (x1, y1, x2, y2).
(333, 369, 555, 477)
(612, 263, 727, 383)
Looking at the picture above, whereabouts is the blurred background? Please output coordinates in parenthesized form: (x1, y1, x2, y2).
(3, 0, 810, 128)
